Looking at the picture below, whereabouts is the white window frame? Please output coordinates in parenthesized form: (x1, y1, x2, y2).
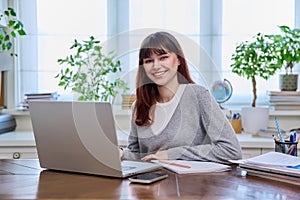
(6, 0, 300, 110)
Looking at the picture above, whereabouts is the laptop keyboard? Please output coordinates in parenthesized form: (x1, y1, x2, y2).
(122, 165, 136, 171)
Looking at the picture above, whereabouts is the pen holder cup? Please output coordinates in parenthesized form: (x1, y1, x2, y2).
(229, 119, 242, 134)
(275, 141, 298, 156)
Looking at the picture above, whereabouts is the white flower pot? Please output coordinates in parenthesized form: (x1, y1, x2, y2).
(241, 107, 269, 134)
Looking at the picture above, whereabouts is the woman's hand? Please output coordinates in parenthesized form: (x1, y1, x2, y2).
(141, 150, 168, 161)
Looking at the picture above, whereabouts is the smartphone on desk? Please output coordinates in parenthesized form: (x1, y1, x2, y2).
(128, 172, 168, 184)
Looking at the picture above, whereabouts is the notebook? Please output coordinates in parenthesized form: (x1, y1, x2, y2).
(235, 152, 300, 185)
(152, 160, 231, 174)
(28, 100, 161, 178)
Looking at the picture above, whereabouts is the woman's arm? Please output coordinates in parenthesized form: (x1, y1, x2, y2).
(121, 111, 142, 160)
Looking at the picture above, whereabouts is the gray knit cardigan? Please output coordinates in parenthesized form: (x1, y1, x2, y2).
(122, 84, 242, 164)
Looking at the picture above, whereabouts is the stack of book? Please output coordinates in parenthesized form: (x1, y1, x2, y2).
(232, 152, 300, 185)
(21, 92, 59, 110)
(267, 91, 300, 110)
(121, 94, 136, 109)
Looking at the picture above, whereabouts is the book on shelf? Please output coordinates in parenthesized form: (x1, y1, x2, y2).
(25, 91, 58, 96)
(24, 92, 59, 103)
(121, 94, 136, 109)
(269, 96, 300, 102)
(152, 160, 231, 174)
(267, 90, 300, 96)
(231, 152, 300, 185)
(270, 102, 300, 105)
(267, 90, 300, 110)
(20, 92, 59, 110)
(25, 91, 58, 99)
(273, 104, 300, 111)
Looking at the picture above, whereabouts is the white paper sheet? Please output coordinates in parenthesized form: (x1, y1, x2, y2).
(245, 152, 300, 167)
(152, 160, 231, 174)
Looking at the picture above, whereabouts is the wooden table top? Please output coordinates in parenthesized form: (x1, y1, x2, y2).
(0, 159, 298, 199)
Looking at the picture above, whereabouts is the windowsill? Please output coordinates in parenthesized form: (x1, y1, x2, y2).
(1, 107, 133, 117)
(1, 109, 30, 116)
(1, 131, 298, 150)
(223, 106, 300, 116)
(0, 131, 36, 146)
(2, 107, 300, 117)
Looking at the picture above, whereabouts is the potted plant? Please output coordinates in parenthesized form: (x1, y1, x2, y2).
(55, 36, 129, 102)
(270, 25, 300, 91)
(230, 33, 282, 133)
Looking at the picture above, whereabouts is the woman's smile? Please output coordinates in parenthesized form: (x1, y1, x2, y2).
(152, 69, 168, 77)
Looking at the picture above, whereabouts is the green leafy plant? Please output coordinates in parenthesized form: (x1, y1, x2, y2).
(230, 33, 282, 107)
(55, 36, 129, 102)
(0, 7, 26, 54)
(270, 25, 300, 74)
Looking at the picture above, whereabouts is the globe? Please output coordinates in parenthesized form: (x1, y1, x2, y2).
(211, 79, 233, 104)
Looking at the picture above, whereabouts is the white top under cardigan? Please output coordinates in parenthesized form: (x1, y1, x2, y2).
(151, 84, 186, 135)
(122, 84, 242, 164)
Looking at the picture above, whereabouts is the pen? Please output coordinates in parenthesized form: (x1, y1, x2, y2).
(293, 131, 296, 142)
(275, 117, 284, 142)
(275, 116, 285, 153)
(288, 135, 300, 155)
(287, 134, 300, 155)
(158, 160, 191, 169)
(227, 110, 233, 119)
(232, 113, 240, 119)
(290, 133, 294, 142)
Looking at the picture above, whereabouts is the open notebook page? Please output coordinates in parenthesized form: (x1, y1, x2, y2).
(152, 160, 231, 174)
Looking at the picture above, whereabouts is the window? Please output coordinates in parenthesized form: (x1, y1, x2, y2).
(130, 0, 199, 35)
(16, 0, 107, 107)
(11, 0, 299, 109)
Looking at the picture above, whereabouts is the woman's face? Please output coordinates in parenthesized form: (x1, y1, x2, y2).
(143, 51, 180, 87)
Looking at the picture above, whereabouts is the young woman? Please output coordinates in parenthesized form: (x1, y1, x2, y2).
(120, 32, 242, 164)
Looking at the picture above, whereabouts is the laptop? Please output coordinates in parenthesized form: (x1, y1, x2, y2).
(28, 100, 161, 178)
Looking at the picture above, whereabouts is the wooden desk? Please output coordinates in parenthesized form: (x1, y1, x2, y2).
(0, 159, 298, 199)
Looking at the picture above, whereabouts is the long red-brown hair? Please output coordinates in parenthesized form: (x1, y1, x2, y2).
(134, 32, 194, 126)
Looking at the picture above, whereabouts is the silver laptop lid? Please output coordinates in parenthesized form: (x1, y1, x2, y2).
(29, 100, 124, 177)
